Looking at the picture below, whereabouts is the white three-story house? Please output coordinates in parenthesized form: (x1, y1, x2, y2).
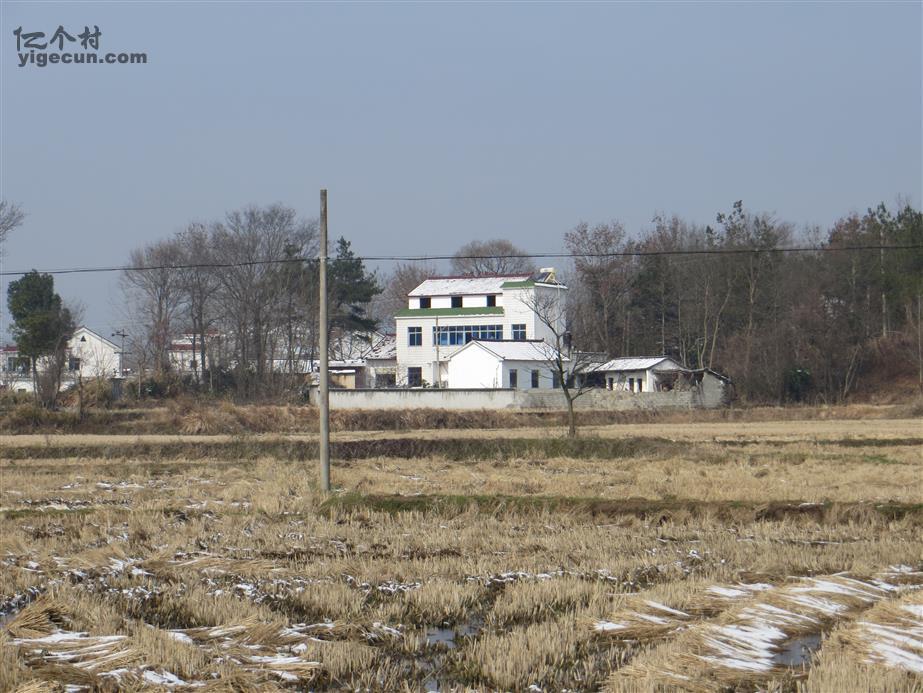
(394, 268, 567, 387)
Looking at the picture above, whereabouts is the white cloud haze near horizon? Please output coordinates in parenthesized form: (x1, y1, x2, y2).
(1, 1, 920, 336)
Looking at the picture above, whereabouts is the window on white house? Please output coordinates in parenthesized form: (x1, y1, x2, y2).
(451, 296, 463, 308)
(531, 370, 540, 388)
(512, 324, 526, 341)
(407, 367, 422, 387)
(552, 371, 560, 388)
(68, 357, 81, 372)
(509, 369, 518, 388)
(433, 324, 503, 345)
(408, 326, 422, 346)
(628, 377, 635, 392)
(419, 297, 431, 309)
(638, 379, 643, 392)
(486, 295, 496, 307)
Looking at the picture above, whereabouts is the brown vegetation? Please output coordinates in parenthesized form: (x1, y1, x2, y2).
(1, 415, 921, 690)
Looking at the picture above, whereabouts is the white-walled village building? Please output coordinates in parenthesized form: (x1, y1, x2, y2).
(586, 356, 686, 393)
(394, 269, 567, 387)
(1, 326, 122, 393)
(445, 340, 562, 390)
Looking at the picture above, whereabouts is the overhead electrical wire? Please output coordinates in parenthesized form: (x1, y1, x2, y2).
(0, 243, 921, 278)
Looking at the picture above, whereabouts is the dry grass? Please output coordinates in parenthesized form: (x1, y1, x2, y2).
(1, 397, 919, 436)
(2, 415, 922, 690)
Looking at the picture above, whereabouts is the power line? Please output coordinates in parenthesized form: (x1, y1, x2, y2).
(0, 243, 921, 278)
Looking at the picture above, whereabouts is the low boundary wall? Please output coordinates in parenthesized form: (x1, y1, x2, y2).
(310, 388, 521, 410)
(309, 386, 724, 410)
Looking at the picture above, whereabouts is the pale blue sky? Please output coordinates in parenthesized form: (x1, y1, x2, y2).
(1, 1, 920, 335)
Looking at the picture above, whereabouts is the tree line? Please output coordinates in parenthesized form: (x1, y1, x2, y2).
(120, 204, 379, 399)
(563, 201, 922, 403)
(5, 198, 920, 405)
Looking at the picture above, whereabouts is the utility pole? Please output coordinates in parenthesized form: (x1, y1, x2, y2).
(111, 330, 128, 376)
(318, 189, 331, 492)
(880, 222, 888, 338)
(918, 293, 922, 394)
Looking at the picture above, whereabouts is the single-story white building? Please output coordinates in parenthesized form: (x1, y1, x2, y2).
(1, 326, 123, 394)
(68, 326, 123, 380)
(445, 340, 564, 390)
(584, 356, 686, 392)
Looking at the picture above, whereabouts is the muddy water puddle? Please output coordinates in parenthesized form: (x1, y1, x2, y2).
(773, 633, 822, 667)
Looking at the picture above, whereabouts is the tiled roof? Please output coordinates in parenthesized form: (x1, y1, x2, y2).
(367, 334, 397, 360)
(452, 340, 563, 362)
(408, 275, 531, 297)
(592, 357, 683, 372)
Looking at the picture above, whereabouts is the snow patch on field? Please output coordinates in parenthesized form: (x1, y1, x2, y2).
(855, 595, 923, 673)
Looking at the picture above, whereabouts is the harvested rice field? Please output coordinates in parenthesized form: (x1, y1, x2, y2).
(1, 413, 922, 691)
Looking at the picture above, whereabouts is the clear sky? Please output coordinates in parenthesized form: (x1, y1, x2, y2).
(1, 1, 920, 336)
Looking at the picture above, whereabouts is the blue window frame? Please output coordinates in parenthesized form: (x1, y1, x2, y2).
(408, 326, 422, 346)
(433, 324, 503, 346)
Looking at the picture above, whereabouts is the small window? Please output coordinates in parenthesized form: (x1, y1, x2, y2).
(408, 326, 422, 347)
(637, 379, 643, 393)
(419, 297, 431, 309)
(512, 324, 526, 341)
(552, 371, 560, 389)
(68, 357, 81, 372)
(407, 367, 422, 387)
(531, 370, 540, 388)
(376, 373, 397, 388)
(628, 378, 635, 392)
(509, 369, 518, 388)
(451, 296, 463, 308)
(486, 295, 496, 307)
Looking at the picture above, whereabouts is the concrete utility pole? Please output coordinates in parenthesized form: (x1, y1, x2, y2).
(319, 189, 331, 492)
(111, 330, 128, 376)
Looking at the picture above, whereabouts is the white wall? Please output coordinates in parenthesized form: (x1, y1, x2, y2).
(306, 387, 721, 411)
(501, 361, 559, 391)
(410, 294, 504, 309)
(69, 329, 121, 379)
(309, 387, 520, 410)
(446, 345, 503, 388)
(504, 284, 567, 345)
(396, 314, 507, 386)
(396, 281, 568, 385)
(603, 370, 650, 392)
(444, 345, 559, 391)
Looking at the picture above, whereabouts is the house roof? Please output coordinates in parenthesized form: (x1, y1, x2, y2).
(4, 328, 119, 353)
(366, 334, 397, 360)
(408, 274, 531, 297)
(450, 339, 563, 362)
(592, 356, 683, 372)
(73, 326, 120, 350)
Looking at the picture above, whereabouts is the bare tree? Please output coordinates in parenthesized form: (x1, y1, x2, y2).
(564, 221, 633, 355)
(210, 205, 316, 398)
(175, 223, 221, 390)
(369, 261, 437, 331)
(0, 200, 25, 247)
(451, 239, 533, 276)
(518, 287, 596, 438)
(121, 239, 184, 377)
